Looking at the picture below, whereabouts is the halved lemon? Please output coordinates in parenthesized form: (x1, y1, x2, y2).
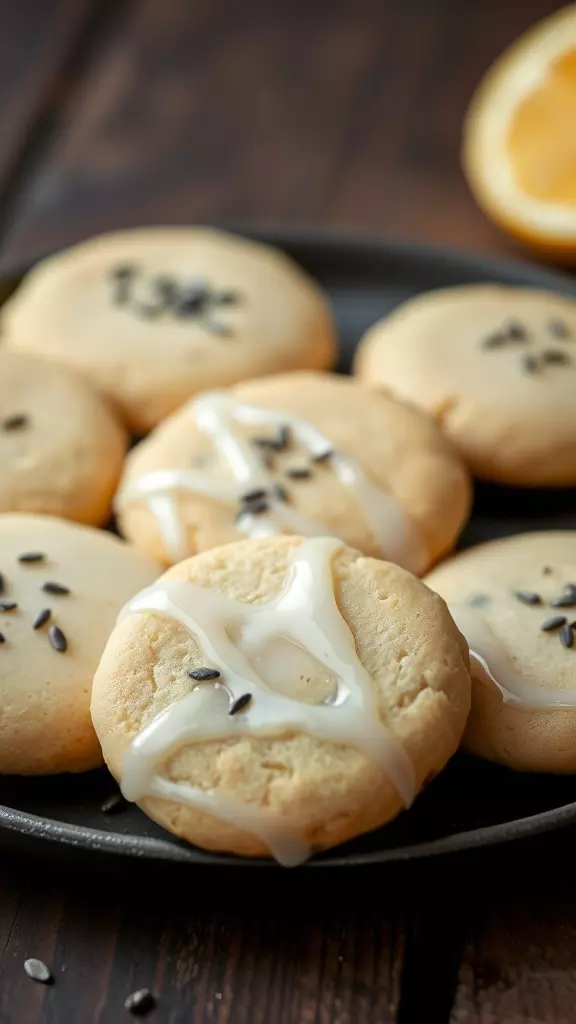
(463, 4, 576, 259)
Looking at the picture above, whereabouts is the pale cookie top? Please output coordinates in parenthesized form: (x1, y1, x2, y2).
(0, 351, 126, 525)
(92, 536, 470, 863)
(1, 228, 337, 433)
(115, 371, 471, 573)
(355, 284, 576, 485)
(427, 532, 576, 710)
(426, 532, 576, 773)
(0, 514, 159, 775)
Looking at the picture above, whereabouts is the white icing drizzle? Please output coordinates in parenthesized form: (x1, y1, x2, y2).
(119, 536, 415, 865)
(450, 603, 576, 709)
(115, 391, 427, 573)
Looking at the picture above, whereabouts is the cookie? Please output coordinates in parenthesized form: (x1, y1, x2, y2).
(1, 228, 336, 433)
(91, 535, 470, 862)
(426, 531, 576, 773)
(0, 350, 126, 525)
(115, 371, 471, 574)
(355, 284, 576, 485)
(0, 514, 159, 775)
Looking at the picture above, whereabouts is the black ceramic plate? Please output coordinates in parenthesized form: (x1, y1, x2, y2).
(2, 230, 576, 870)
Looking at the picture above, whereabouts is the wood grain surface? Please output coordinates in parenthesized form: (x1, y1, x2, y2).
(452, 876, 576, 1024)
(0, 0, 564, 268)
(0, 1, 574, 1022)
(0, 858, 412, 1024)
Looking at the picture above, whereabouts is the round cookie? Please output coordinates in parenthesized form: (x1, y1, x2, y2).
(1, 227, 337, 433)
(91, 535, 471, 862)
(0, 351, 126, 525)
(0, 514, 159, 775)
(115, 371, 471, 574)
(426, 531, 576, 773)
(355, 284, 576, 486)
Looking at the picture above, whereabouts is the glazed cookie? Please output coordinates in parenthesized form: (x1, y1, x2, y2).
(0, 514, 159, 775)
(426, 532, 576, 773)
(115, 371, 471, 574)
(355, 284, 576, 486)
(0, 351, 126, 525)
(91, 535, 470, 862)
(1, 228, 336, 433)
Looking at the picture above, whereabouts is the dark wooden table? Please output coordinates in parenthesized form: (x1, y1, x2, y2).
(0, 1, 573, 1021)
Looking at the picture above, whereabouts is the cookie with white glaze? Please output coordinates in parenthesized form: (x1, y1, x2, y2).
(426, 532, 576, 773)
(0, 351, 126, 525)
(355, 284, 576, 486)
(115, 371, 471, 574)
(1, 228, 336, 433)
(0, 514, 159, 774)
(91, 535, 470, 863)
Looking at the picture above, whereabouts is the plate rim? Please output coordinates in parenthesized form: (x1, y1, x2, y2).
(2, 783, 576, 868)
(2, 227, 576, 869)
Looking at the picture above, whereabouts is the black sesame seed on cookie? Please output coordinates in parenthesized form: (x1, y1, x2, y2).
(229, 692, 252, 716)
(18, 552, 45, 564)
(42, 582, 71, 596)
(188, 667, 221, 681)
(540, 615, 567, 632)
(48, 625, 68, 653)
(514, 590, 542, 606)
(2, 413, 29, 431)
(560, 624, 575, 649)
(32, 608, 51, 630)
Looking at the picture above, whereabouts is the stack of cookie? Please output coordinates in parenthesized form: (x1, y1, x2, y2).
(0, 227, 574, 864)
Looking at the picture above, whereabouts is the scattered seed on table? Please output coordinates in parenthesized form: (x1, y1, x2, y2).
(18, 552, 45, 564)
(285, 467, 312, 480)
(0, 632, 6, 644)
(188, 667, 220, 681)
(469, 593, 490, 608)
(542, 566, 553, 575)
(48, 625, 67, 653)
(2, 413, 29, 431)
(0, 601, 18, 611)
(124, 989, 156, 1016)
(560, 624, 575, 648)
(42, 582, 71, 596)
(229, 693, 252, 716)
(540, 615, 567, 632)
(23, 959, 52, 984)
(514, 590, 542, 606)
(32, 608, 51, 630)
(0, 572, 5, 595)
(101, 792, 127, 814)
